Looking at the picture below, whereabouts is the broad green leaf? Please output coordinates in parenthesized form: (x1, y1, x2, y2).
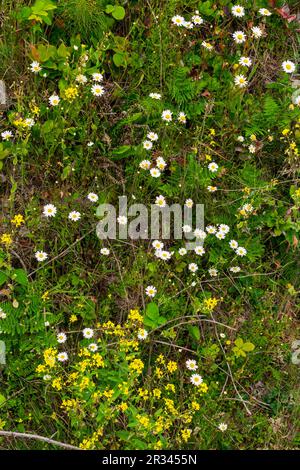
(12, 269, 28, 287)
(112, 6, 126, 20)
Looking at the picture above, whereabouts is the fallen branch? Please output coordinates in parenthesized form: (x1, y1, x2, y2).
(0, 430, 80, 450)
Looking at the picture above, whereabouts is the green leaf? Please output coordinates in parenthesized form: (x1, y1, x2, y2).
(243, 342, 255, 352)
(0, 393, 6, 406)
(234, 338, 244, 348)
(112, 6, 125, 20)
(188, 325, 201, 341)
(113, 52, 126, 67)
(0, 271, 8, 286)
(105, 4, 115, 14)
(12, 269, 28, 287)
(57, 43, 70, 58)
(145, 302, 159, 319)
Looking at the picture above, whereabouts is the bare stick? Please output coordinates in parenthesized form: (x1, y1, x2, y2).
(0, 430, 80, 450)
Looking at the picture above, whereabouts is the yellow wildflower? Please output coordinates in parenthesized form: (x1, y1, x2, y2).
(167, 361, 178, 373)
(64, 86, 79, 101)
(129, 358, 144, 374)
(52, 378, 62, 390)
(11, 214, 25, 227)
(0, 233, 13, 246)
(181, 429, 192, 442)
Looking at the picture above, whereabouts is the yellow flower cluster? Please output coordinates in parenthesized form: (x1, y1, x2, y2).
(181, 428, 192, 442)
(203, 297, 219, 311)
(61, 398, 79, 411)
(129, 358, 144, 374)
(43, 347, 57, 368)
(11, 214, 25, 227)
(0, 233, 12, 246)
(64, 86, 79, 101)
(79, 428, 103, 450)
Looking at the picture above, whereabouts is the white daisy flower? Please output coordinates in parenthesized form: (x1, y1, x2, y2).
(162, 110, 173, 122)
(251, 26, 263, 38)
(190, 374, 203, 386)
(207, 186, 218, 192)
(35, 251, 48, 262)
(43, 204, 57, 218)
(178, 112, 186, 124)
(137, 328, 148, 340)
(152, 240, 164, 250)
(234, 74, 248, 88)
(259, 8, 271, 16)
(206, 225, 217, 234)
(92, 73, 103, 82)
(249, 144, 256, 153)
(182, 224, 192, 233)
(171, 15, 185, 26)
(68, 211, 81, 221)
(147, 131, 158, 141)
(201, 41, 213, 50)
(208, 162, 219, 172)
(232, 31, 246, 44)
(145, 285, 157, 297)
(156, 157, 166, 170)
(282, 61, 296, 74)
(215, 232, 226, 240)
(155, 195, 166, 207)
(229, 240, 239, 249)
(218, 423, 228, 432)
(183, 21, 194, 29)
(236, 246, 247, 256)
(232, 5, 245, 17)
(100, 248, 110, 255)
(230, 266, 241, 273)
(188, 263, 198, 273)
(239, 57, 252, 67)
(237, 135, 245, 142)
(87, 192, 98, 202)
(57, 352, 68, 362)
(25, 118, 35, 127)
(30, 61, 41, 73)
(139, 159, 151, 170)
(185, 199, 194, 208)
(117, 215, 127, 225)
(57, 332, 67, 343)
(178, 247, 187, 256)
(208, 268, 218, 277)
(150, 168, 161, 178)
(186, 359, 198, 370)
(194, 246, 205, 256)
(88, 343, 98, 352)
(192, 15, 203, 25)
(158, 250, 172, 261)
(149, 92, 161, 100)
(194, 228, 207, 240)
(1, 130, 13, 141)
(91, 84, 105, 96)
(83, 328, 94, 339)
(76, 74, 88, 84)
(143, 140, 153, 150)
(219, 224, 230, 234)
(49, 94, 60, 106)
(244, 204, 254, 212)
